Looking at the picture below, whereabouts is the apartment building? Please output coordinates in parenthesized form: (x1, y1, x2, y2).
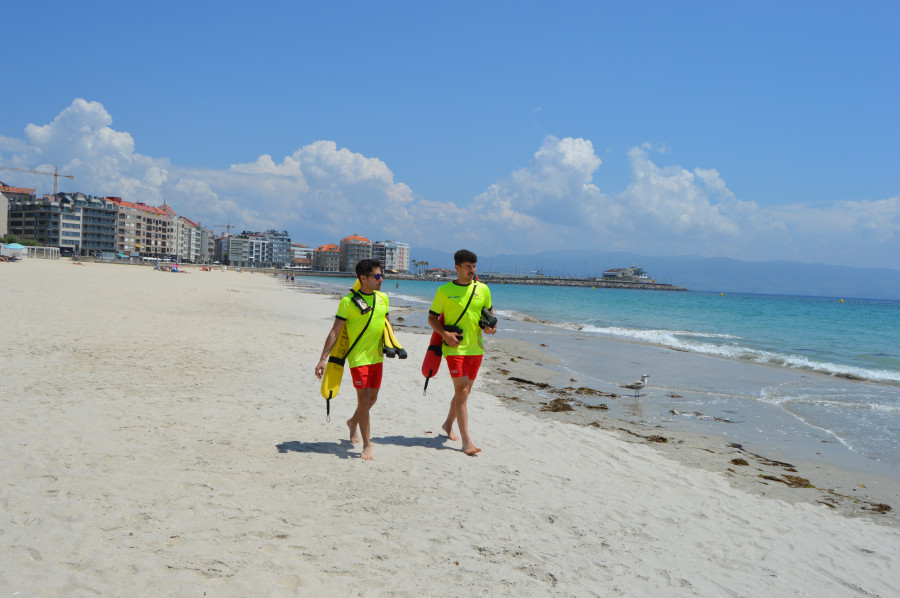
(339, 234, 372, 272)
(372, 240, 410, 273)
(220, 230, 293, 267)
(7, 193, 116, 256)
(312, 243, 340, 271)
(200, 228, 215, 263)
(266, 230, 292, 267)
(2, 183, 38, 237)
(217, 235, 246, 266)
(2, 183, 37, 239)
(0, 191, 9, 237)
(107, 198, 175, 259)
(80, 197, 118, 255)
(291, 243, 312, 269)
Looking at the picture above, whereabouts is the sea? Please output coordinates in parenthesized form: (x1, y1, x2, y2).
(295, 276, 900, 475)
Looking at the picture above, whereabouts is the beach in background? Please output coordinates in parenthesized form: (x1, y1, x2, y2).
(2, 260, 899, 596)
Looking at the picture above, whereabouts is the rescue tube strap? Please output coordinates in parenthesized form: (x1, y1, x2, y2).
(451, 282, 477, 328)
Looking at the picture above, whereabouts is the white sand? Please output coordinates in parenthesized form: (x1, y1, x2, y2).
(2, 259, 898, 597)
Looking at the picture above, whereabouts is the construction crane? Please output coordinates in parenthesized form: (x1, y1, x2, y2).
(213, 223, 236, 236)
(0, 166, 74, 196)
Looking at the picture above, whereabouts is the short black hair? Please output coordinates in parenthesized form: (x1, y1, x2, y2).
(454, 249, 477, 266)
(355, 259, 382, 278)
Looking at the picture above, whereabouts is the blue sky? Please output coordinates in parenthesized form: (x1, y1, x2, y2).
(2, 1, 898, 268)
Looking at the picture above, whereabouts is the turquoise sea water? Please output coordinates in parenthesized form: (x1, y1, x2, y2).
(299, 276, 900, 469)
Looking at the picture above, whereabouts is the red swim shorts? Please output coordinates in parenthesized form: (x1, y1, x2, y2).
(445, 355, 483, 380)
(350, 362, 383, 389)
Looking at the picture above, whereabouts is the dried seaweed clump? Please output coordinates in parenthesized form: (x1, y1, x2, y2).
(866, 503, 892, 514)
(509, 377, 551, 389)
(759, 474, 814, 488)
(730, 458, 749, 466)
(541, 398, 574, 412)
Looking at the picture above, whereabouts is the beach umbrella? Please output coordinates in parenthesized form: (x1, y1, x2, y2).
(6, 243, 25, 249)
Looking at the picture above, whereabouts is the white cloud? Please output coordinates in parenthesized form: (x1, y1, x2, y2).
(3, 99, 898, 268)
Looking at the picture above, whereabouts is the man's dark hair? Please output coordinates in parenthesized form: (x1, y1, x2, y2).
(454, 249, 478, 266)
(355, 259, 382, 278)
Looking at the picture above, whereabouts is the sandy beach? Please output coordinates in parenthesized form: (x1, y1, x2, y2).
(2, 259, 899, 597)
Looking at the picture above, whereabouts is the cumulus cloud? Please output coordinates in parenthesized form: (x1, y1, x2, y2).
(2, 99, 898, 268)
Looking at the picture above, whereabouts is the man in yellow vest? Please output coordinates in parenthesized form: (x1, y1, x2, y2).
(315, 259, 389, 460)
(428, 249, 497, 455)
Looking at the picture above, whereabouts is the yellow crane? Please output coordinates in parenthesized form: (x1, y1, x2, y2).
(0, 165, 74, 196)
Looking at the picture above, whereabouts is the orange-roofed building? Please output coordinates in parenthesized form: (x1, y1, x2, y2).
(106, 197, 175, 258)
(313, 243, 340, 271)
(0, 183, 37, 203)
(339, 234, 372, 272)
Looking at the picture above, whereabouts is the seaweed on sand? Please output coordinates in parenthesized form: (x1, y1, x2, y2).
(509, 377, 551, 389)
(759, 474, 814, 488)
(541, 398, 574, 412)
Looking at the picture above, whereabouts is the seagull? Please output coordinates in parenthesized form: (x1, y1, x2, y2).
(620, 374, 649, 397)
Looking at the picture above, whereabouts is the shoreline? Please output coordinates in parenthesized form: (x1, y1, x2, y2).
(387, 308, 900, 528)
(300, 279, 899, 527)
(4, 259, 899, 595)
(480, 334, 899, 526)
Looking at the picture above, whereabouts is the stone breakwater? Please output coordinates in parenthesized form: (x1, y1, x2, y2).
(478, 275, 687, 291)
(287, 270, 687, 291)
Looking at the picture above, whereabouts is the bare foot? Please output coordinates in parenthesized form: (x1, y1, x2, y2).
(361, 446, 374, 460)
(462, 443, 482, 456)
(347, 419, 360, 444)
(442, 422, 459, 441)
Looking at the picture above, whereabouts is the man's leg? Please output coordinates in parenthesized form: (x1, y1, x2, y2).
(347, 410, 361, 444)
(442, 356, 463, 440)
(442, 397, 460, 441)
(348, 363, 381, 459)
(353, 387, 379, 460)
(448, 376, 480, 455)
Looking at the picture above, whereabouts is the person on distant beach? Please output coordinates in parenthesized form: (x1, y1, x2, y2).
(315, 259, 389, 460)
(428, 249, 496, 455)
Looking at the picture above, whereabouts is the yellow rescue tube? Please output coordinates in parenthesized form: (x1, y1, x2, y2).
(320, 325, 349, 400)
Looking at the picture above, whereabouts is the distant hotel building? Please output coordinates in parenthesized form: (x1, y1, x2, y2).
(339, 234, 372, 272)
(372, 240, 410, 273)
(291, 243, 312, 269)
(2, 182, 36, 237)
(312, 243, 340, 271)
(219, 230, 293, 268)
(7, 192, 117, 256)
(309, 236, 411, 273)
(107, 197, 175, 259)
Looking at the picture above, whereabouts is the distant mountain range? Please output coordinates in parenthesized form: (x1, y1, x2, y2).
(410, 248, 900, 300)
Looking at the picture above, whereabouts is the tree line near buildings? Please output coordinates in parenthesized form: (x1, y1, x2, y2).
(0, 234, 40, 246)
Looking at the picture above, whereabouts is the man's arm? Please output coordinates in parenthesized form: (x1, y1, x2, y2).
(483, 307, 497, 335)
(428, 311, 461, 347)
(315, 318, 346, 378)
